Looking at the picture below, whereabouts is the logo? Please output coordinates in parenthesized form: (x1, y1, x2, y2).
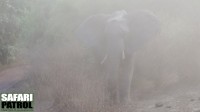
(1, 93, 34, 111)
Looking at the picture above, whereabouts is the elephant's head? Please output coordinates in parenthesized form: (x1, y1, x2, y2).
(103, 10, 129, 63)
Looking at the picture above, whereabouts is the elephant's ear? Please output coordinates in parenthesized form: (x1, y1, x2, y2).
(126, 10, 161, 53)
(76, 14, 109, 49)
(128, 10, 161, 40)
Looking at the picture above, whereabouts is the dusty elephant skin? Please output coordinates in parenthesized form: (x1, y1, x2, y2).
(76, 10, 161, 104)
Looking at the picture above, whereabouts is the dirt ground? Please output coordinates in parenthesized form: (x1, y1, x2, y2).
(0, 63, 30, 91)
(1, 64, 200, 112)
(133, 87, 200, 112)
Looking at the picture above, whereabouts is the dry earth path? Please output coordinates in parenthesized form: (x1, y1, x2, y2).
(0, 64, 30, 91)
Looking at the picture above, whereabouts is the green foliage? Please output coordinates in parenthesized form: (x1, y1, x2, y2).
(0, 0, 26, 65)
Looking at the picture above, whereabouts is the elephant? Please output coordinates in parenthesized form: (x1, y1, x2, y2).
(76, 10, 161, 104)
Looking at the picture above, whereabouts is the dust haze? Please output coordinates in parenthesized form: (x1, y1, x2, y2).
(1, 0, 200, 112)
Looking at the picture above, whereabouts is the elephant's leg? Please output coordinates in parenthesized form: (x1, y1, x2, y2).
(104, 54, 121, 104)
(118, 54, 134, 103)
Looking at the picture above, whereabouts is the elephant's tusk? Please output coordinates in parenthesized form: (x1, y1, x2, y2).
(100, 54, 108, 64)
(122, 50, 125, 60)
